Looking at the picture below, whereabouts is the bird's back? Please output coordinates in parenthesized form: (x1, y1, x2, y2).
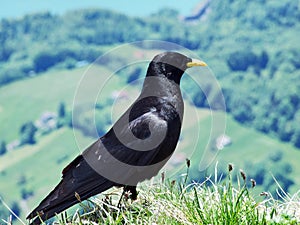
(90, 95, 183, 185)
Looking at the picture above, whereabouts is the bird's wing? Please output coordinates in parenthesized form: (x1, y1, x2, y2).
(27, 98, 180, 224)
(85, 98, 181, 185)
(26, 141, 114, 223)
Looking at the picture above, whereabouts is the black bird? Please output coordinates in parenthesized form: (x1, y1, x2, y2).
(27, 52, 206, 224)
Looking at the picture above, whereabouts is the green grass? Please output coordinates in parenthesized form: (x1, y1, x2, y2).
(27, 165, 299, 225)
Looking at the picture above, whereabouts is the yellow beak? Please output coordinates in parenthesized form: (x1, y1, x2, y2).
(186, 59, 207, 68)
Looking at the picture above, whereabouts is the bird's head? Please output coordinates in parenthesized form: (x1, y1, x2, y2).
(147, 52, 207, 84)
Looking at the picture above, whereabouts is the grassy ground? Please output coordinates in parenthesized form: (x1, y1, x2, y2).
(21, 164, 300, 225)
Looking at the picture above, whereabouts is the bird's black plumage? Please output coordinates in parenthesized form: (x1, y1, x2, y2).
(27, 52, 205, 224)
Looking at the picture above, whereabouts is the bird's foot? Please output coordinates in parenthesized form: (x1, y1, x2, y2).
(117, 185, 138, 208)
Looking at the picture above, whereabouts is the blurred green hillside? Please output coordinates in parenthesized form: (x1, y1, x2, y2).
(0, 0, 300, 222)
(1, 0, 299, 147)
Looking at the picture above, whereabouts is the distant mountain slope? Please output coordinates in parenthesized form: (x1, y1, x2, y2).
(1, 2, 299, 150)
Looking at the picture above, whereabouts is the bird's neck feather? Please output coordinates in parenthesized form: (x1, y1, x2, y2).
(141, 76, 184, 115)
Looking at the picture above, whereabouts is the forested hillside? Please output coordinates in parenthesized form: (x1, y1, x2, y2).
(1, 0, 299, 148)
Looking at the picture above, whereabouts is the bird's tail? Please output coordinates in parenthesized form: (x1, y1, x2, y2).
(26, 180, 77, 224)
(26, 178, 113, 225)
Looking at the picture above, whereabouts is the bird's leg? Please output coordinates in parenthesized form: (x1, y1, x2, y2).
(124, 186, 138, 200)
(117, 188, 126, 208)
(117, 186, 137, 208)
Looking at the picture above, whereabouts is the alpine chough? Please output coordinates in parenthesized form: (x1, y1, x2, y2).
(27, 52, 207, 224)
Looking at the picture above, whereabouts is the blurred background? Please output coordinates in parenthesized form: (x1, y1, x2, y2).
(0, 0, 300, 221)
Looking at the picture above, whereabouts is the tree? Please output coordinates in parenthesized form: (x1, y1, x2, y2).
(277, 118, 293, 141)
(57, 102, 67, 128)
(269, 150, 283, 162)
(291, 110, 300, 148)
(58, 102, 66, 118)
(33, 51, 58, 72)
(258, 50, 269, 69)
(0, 46, 13, 62)
(192, 89, 206, 108)
(10, 202, 20, 221)
(231, 99, 254, 124)
(20, 122, 37, 145)
(0, 141, 7, 155)
(292, 127, 300, 148)
(127, 67, 142, 84)
(21, 188, 33, 200)
(227, 50, 257, 71)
